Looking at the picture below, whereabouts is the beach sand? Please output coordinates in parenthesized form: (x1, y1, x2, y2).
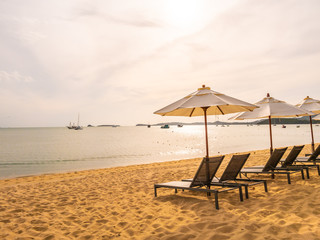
(1, 144, 320, 239)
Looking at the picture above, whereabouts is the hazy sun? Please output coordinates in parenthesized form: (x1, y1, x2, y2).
(164, 0, 206, 33)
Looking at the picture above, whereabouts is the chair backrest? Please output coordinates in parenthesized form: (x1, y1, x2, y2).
(281, 145, 304, 167)
(219, 153, 250, 181)
(262, 147, 288, 171)
(190, 156, 224, 187)
(308, 145, 320, 161)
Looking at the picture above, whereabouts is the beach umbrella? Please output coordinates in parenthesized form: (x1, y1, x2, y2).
(296, 96, 320, 152)
(314, 114, 320, 120)
(231, 93, 314, 155)
(154, 85, 258, 159)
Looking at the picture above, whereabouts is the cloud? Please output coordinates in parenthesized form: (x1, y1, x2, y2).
(73, 1, 163, 28)
(0, 70, 34, 83)
(0, 0, 320, 126)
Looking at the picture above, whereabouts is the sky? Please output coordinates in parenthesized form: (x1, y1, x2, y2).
(0, 0, 320, 127)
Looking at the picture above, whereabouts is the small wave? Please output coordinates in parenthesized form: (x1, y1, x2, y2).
(0, 158, 86, 166)
(0, 154, 152, 167)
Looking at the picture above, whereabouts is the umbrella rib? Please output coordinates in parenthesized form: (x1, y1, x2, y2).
(189, 108, 196, 117)
(217, 106, 224, 115)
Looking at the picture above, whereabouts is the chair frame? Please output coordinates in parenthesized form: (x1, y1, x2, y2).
(292, 144, 320, 164)
(240, 147, 304, 184)
(183, 153, 268, 199)
(154, 156, 243, 210)
(279, 145, 320, 177)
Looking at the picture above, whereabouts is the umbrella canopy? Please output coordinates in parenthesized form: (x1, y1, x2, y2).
(314, 114, 320, 120)
(154, 85, 258, 158)
(155, 85, 258, 117)
(296, 96, 320, 114)
(231, 93, 314, 155)
(296, 96, 320, 152)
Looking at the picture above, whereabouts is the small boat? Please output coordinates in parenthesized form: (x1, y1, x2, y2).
(296, 125, 300, 128)
(68, 113, 83, 130)
(74, 125, 83, 130)
(177, 124, 183, 127)
(282, 125, 286, 128)
(67, 122, 76, 129)
(161, 124, 170, 129)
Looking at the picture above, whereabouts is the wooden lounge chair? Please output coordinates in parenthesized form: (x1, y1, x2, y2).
(154, 156, 244, 210)
(240, 147, 304, 184)
(183, 153, 268, 199)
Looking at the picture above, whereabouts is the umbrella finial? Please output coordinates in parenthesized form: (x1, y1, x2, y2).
(267, 93, 270, 97)
(304, 96, 310, 100)
(198, 85, 211, 90)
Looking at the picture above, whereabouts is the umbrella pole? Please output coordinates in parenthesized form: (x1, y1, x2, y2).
(202, 107, 210, 185)
(202, 107, 209, 158)
(309, 116, 315, 153)
(268, 116, 273, 155)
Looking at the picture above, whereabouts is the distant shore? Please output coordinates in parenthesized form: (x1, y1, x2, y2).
(1, 144, 320, 239)
(137, 117, 320, 126)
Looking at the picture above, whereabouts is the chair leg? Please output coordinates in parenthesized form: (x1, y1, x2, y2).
(317, 165, 320, 176)
(245, 186, 249, 199)
(305, 168, 310, 179)
(239, 187, 243, 202)
(214, 192, 219, 210)
(175, 188, 178, 194)
(287, 173, 291, 184)
(154, 186, 158, 197)
(264, 181, 268, 192)
(301, 169, 305, 180)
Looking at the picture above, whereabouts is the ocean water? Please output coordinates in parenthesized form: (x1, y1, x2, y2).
(0, 125, 319, 179)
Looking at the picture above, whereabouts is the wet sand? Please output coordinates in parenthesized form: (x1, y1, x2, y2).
(1, 144, 320, 239)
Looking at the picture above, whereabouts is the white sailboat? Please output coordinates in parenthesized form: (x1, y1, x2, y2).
(67, 114, 83, 130)
(74, 113, 83, 130)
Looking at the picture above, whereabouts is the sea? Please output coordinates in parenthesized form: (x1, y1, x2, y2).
(0, 125, 319, 179)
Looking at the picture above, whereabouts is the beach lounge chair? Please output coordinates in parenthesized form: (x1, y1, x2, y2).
(183, 154, 268, 199)
(154, 156, 244, 210)
(240, 147, 304, 184)
(291, 144, 320, 163)
(280, 145, 320, 178)
(254, 145, 310, 178)
(211, 153, 268, 199)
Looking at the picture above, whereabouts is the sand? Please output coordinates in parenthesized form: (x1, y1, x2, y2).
(1, 144, 320, 240)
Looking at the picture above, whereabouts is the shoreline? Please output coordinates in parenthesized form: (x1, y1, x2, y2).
(1, 144, 320, 239)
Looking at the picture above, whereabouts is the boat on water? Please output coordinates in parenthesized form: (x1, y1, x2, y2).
(67, 114, 83, 130)
(177, 124, 183, 127)
(74, 125, 83, 130)
(67, 122, 76, 129)
(161, 124, 170, 129)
